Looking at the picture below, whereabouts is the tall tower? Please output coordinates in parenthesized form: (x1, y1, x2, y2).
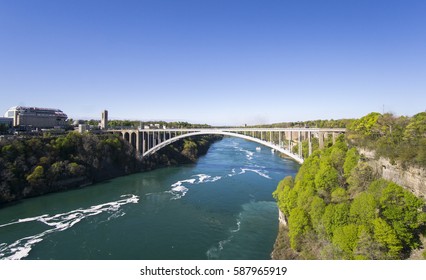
(101, 110, 108, 129)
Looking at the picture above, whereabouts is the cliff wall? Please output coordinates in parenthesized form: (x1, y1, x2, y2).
(359, 148, 426, 199)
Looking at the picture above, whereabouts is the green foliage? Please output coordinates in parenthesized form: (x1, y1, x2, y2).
(379, 182, 425, 248)
(350, 192, 377, 226)
(26, 166, 44, 186)
(332, 224, 359, 258)
(355, 227, 384, 260)
(373, 218, 403, 259)
(367, 179, 388, 201)
(273, 176, 295, 216)
(314, 162, 338, 199)
(288, 207, 312, 251)
(349, 112, 381, 137)
(322, 203, 350, 238)
(309, 196, 326, 233)
(347, 112, 426, 168)
(272, 121, 426, 259)
(294, 150, 320, 190)
(331, 187, 348, 203)
(181, 139, 199, 161)
(347, 162, 376, 197)
(403, 112, 426, 141)
(0, 133, 141, 204)
(343, 147, 359, 179)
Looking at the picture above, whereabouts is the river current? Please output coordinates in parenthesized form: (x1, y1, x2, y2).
(0, 137, 299, 260)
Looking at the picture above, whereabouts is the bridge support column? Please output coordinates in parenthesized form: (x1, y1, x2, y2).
(332, 132, 336, 144)
(279, 132, 282, 148)
(136, 132, 140, 153)
(308, 131, 312, 156)
(142, 132, 145, 154)
(319, 132, 325, 149)
(298, 131, 302, 158)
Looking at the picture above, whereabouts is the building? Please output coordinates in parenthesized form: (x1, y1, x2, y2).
(4, 106, 68, 129)
(78, 124, 88, 133)
(0, 117, 12, 127)
(101, 110, 108, 129)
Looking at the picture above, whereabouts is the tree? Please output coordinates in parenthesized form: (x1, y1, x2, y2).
(348, 112, 381, 142)
(379, 182, 425, 248)
(329, 145, 347, 182)
(343, 147, 359, 179)
(294, 150, 321, 190)
(26, 165, 45, 187)
(366, 179, 389, 202)
(288, 207, 312, 251)
(322, 203, 350, 238)
(355, 226, 385, 260)
(373, 218, 403, 259)
(309, 196, 326, 234)
(273, 176, 295, 216)
(403, 112, 426, 141)
(332, 224, 359, 259)
(350, 192, 377, 226)
(331, 187, 348, 203)
(347, 162, 376, 197)
(314, 162, 339, 200)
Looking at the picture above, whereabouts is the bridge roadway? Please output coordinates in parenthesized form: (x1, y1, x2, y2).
(108, 127, 346, 164)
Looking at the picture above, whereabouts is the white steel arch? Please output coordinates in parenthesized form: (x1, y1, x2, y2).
(142, 130, 304, 164)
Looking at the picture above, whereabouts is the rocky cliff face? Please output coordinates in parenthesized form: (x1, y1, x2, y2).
(359, 148, 426, 199)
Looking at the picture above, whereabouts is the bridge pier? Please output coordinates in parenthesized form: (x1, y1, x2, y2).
(319, 132, 325, 149)
(308, 131, 312, 156)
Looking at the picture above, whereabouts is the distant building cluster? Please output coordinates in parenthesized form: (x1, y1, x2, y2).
(0, 106, 122, 138)
(143, 123, 167, 130)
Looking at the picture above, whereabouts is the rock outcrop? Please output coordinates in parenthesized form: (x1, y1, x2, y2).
(359, 148, 426, 199)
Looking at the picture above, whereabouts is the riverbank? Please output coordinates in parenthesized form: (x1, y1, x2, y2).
(0, 132, 221, 207)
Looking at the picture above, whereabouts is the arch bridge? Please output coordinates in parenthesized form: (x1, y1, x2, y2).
(108, 128, 346, 164)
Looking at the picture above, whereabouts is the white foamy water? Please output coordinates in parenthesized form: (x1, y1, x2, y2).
(237, 147, 255, 160)
(167, 174, 223, 200)
(0, 194, 139, 260)
(239, 168, 271, 179)
(167, 165, 271, 200)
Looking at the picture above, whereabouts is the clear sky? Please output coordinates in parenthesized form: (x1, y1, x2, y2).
(1, 0, 425, 125)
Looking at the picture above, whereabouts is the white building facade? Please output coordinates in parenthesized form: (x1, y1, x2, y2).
(4, 106, 68, 128)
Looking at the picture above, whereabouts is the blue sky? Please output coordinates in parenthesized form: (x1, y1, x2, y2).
(1, 0, 425, 125)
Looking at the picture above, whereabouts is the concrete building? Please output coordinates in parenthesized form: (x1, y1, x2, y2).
(101, 110, 108, 129)
(4, 106, 68, 129)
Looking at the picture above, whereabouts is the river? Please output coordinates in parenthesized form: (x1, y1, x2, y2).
(0, 137, 299, 260)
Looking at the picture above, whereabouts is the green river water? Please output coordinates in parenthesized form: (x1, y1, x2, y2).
(0, 137, 299, 260)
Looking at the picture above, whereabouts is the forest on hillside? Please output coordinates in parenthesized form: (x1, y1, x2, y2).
(289, 112, 426, 168)
(0, 132, 219, 205)
(273, 136, 426, 259)
(347, 112, 426, 168)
